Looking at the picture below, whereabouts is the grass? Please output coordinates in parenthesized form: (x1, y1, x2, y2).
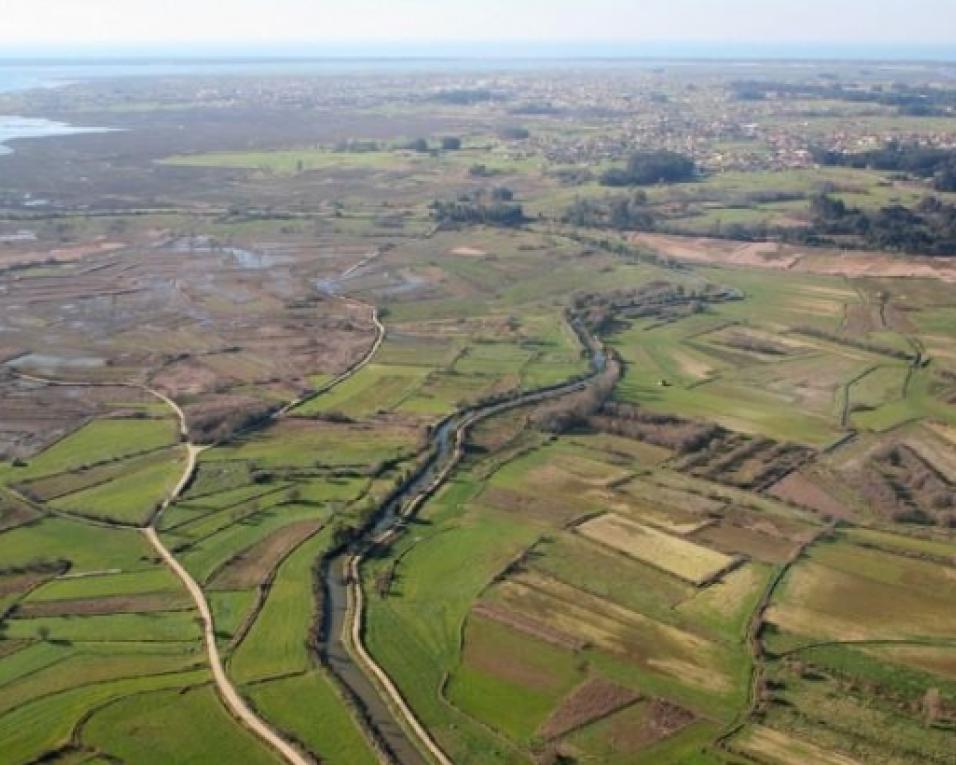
(247, 671, 380, 765)
(0, 647, 199, 717)
(81, 685, 281, 764)
(675, 562, 774, 642)
(767, 538, 956, 643)
(208, 589, 257, 642)
(446, 614, 585, 742)
(2, 611, 201, 643)
(8, 418, 179, 481)
(24, 569, 181, 601)
(228, 529, 332, 683)
(294, 363, 431, 417)
(172, 503, 325, 583)
(530, 533, 696, 626)
(0, 669, 208, 764)
(202, 419, 417, 468)
(362, 479, 540, 763)
(487, 571, 744, 709)
(0, 516, 159, 572)
(49, 447, 186, 525)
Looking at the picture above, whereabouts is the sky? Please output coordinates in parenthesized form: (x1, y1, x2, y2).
(1, 0, 955, 51)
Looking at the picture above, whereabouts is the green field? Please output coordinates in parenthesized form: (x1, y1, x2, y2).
(6, 63, 956, 765)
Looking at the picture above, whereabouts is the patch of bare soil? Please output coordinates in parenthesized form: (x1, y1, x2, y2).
(608, 699, 696, 752)
(472, 602, 587, 651)
(632, 234, 801, 270)
(769, 471, 852, 519)
(0, 494, 42, 532)
(634, 232, 956, 283)
(691, 520, 800, 564)
(209, 519, 323, 589)
(0, 571, 50, 599)
(538, 677, 640, 740)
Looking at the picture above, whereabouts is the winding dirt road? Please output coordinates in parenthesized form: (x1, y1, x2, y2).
(142, 396, 312, 765)
(10, 372, 311, 765)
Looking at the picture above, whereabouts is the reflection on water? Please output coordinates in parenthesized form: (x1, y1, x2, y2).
(0, 115, 113, 156)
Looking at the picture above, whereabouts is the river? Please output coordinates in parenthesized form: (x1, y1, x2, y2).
(317, 319, 607, 764)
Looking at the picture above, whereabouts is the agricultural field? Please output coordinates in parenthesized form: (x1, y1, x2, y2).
(3, 56, 956, 765)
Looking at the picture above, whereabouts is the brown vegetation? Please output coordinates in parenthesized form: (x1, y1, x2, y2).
(209, 519, 324, 589)
(677, 431, 814, 490)
(12, 591, 191, 618)
(591, 401, 723, 454)
(863, 442, 956, 527)
(537, 677, 641, 740)
(471, 602, 587, 651)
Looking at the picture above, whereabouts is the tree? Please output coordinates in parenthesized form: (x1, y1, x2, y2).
(440, 136, 462, 151)
(407, 138, 429, 153)
(499, 126, 530, 141)
(601, 151, 696, 187)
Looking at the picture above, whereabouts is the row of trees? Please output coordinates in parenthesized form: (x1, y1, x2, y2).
(430, 188, 526, 227)
(562, 191, 655, 230)
(405, 136, 463, 153)
(812, 143, 956, 192)
(600, 150, 697, 187)
(732, 80, 956, 116)
(807, 193, 956, 257)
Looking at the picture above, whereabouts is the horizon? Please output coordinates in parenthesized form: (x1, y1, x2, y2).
(2, 40, 956, 64)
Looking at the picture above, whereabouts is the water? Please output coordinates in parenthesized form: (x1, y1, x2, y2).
(0, 64, 117, 155)
(319, 320, 605, 764)
(0, 115, 114, 156)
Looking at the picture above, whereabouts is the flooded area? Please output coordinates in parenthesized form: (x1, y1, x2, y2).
(0, 116, 113, 156)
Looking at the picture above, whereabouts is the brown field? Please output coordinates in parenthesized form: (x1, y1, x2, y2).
(731, 724, 862, 765)
(537, 677, 640, 740)
(471, 602, 587, 652)
(902, 425, 956, 483)
(862, 644, 956, 680)
(490, 571, 734, 693)
(618, 477, 727, 516)
(576, 513, 736, 585)
(767, 543, 956, 642)
(593, 489, 716, 535)
(13, 591, 191, 617)
(478, 486, 589, 527)
(690, 519, 801, 563)
(768, 470, 852, 518)
(208, 519, 324, 589)
(0, 493, 41, 532)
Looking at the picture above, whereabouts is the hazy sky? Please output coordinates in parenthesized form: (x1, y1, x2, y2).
(2, 0, 955, 47)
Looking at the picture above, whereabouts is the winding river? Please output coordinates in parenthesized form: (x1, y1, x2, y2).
(316, 320, 608, 764)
